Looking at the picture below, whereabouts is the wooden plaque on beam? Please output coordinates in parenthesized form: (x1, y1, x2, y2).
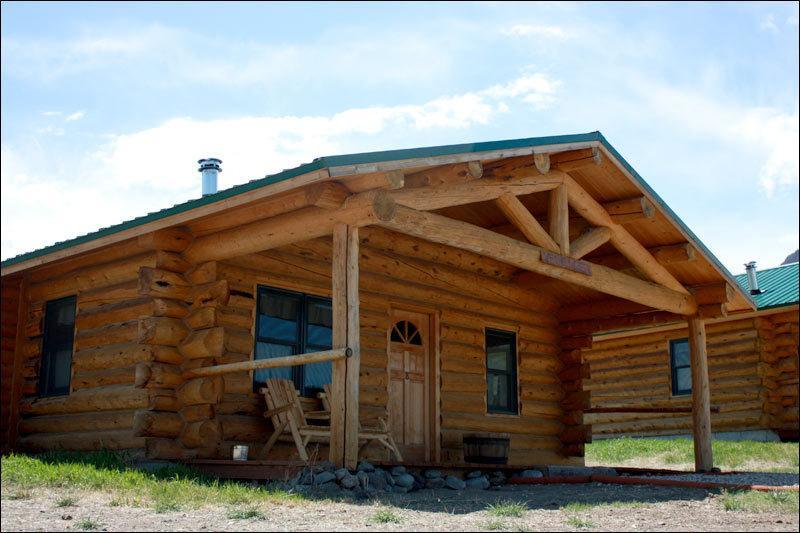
(541, 250, 592, 276)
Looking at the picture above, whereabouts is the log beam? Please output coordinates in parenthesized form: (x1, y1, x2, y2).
(379, 206, 697, 315)
(590, 242, 696, 271)
(548, 185, 570, 255)
(494, 193, 559, 252)
(688, 316, 714, 472)
(183, 190, 396, 263)
(570, 227, 612, 259)
(403, 161, 483, 188)
(389, 170, 566, 211)
(564, 175, 688, 294)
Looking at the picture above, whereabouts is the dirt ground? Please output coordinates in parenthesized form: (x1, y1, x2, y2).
(2, 482, 798, 532)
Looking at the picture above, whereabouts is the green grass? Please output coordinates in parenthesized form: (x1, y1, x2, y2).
(586, 438, 799, 472)
(75, 518, 102, 530)
(56, 496, 77, 507)
(486, 500, 527, 517)
(566, 516, 595, 529)
(370, 508, 403, 524)
(226, 506, 266, 520)
(1, 451, 304, 513)
(719, 490, 799, 513)
(482, 519, 507, 530)
(561, 500, 644, 512)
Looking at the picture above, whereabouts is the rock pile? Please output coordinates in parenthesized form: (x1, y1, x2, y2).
(291, 461, 518, 494)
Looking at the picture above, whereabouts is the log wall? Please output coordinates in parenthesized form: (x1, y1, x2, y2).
(1, 276, 22, 450)
(7, 226, 580, 465)
(583, 308, 799, 438)
(191, 228, 571, 465)
(14, 239, 194, 454)
(760, 309, 799, 439)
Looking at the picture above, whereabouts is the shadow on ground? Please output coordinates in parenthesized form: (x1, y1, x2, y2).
(11, 451, 715, 516)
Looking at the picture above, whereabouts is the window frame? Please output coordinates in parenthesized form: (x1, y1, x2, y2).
(484, 327, 519, 415)
(253, 285, 332, 396)
(38, 295, 77, 398)
(669, 338, 692, 396)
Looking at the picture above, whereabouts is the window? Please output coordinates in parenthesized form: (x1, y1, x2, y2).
(39, 295, 76, 397)
(670, 338, 692, 396)
(253, 286, 332, 396)
(485, 328, 518, 414)
(390, 320, 422, 345)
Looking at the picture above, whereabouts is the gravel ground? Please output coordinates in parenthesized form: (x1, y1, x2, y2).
(2, 482, 798, 532)
(626, 471, 800, 487)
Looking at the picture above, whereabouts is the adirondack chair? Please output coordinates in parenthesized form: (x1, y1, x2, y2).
(318, 384, 403, 462)
(258, 378, 331, 461)
(258, 378, 403, 461)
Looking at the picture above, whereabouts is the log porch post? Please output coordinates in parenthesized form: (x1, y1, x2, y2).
(344, 226, 361, 469)
(688, 316, 713, 472)
(330, 224, 361, 469)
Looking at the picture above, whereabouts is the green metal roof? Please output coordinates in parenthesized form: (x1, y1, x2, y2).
(0, 130, 746, 301)
(734, 262, 799, 310)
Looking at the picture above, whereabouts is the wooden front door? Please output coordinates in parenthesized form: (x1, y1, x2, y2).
(388, 309, 430, 461)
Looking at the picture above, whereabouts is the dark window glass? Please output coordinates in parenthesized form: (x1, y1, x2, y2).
(486, 329, 518, 414)
(390, 321, 422, 345)
(670, 338, 692, 396)
(39, 296, 76, 397)
(253, 287, 332, 396)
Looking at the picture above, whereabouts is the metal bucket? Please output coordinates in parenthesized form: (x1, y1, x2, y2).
(232, 445, 249, 461)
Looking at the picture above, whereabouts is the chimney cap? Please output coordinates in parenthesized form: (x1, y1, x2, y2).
(198, 158, 222, 171)
(744, 261, 762, 295)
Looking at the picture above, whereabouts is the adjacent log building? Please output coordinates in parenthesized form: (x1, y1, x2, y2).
(0, 132, 758, 472)
(584, 261, 799, 441)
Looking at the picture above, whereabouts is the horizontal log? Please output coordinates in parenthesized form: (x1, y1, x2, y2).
(180, 418, 221, 449)
(134, 362, 183, 389)
(133, 410, 183, 438)
(73, 343, 181, 372)
(20, 384, 150, 415)
(138, 226, 193, 252)
(585, 407, 721, 414)
(177, 377, 224, 406)
(389, 169, 565, 211)
(185, 348, 351, 379)
(138, 317, 189, 346)
(178, 327, 225, 359)
(184, 190, 396, 263)
(20, 429, 144, 452)
(72, 366, 135, 390)
(19, 410, 136, 434)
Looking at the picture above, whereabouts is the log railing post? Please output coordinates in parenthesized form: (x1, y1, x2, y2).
(688, 316, 714, 472)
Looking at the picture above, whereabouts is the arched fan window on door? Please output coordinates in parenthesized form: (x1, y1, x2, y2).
(390, 320, 423, 345)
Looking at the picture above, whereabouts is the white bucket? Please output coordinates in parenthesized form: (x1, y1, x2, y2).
(232, 445, 249, 461)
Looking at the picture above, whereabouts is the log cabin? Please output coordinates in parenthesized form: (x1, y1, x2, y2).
(584, 261, 799, 441)
(0, 132, 758, 473)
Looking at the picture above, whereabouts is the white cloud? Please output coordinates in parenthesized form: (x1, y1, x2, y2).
(1, 72, 561, 260)
(64, 111, 85, 122)
(481, 73, 562, 110)
(759, 14, 779, 33)
(503, 24, 569, 39)
(624, 76, 799, 197)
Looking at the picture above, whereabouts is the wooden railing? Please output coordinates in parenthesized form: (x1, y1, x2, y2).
(182, 347, 352, 379)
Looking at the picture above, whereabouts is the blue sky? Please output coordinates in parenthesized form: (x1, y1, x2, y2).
(2, 1, 798, 273)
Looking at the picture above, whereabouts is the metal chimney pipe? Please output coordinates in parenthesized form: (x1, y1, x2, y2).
(198, 158, 222, 196)
(744, 261, 761, 295)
